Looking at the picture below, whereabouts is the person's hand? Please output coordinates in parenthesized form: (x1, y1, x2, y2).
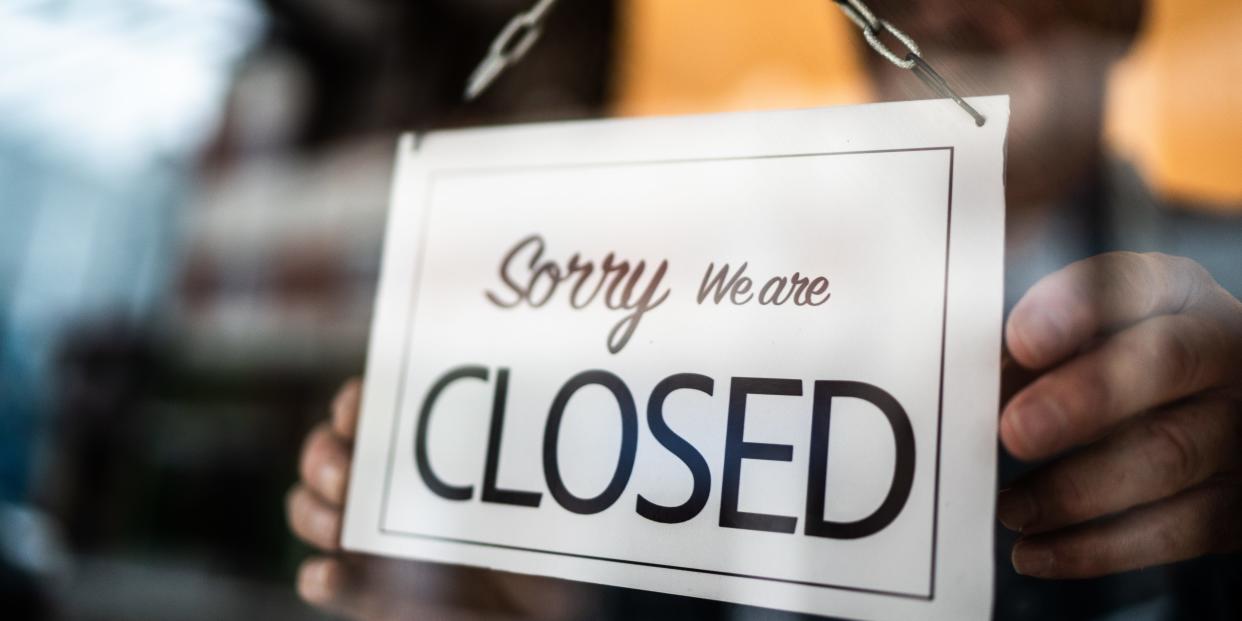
(998, 252, 1242, 578)
(287, 379, 592, 620)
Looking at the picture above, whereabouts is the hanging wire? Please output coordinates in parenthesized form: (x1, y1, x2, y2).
(466, 0, 986, 126)
(832, 0, 986, 126)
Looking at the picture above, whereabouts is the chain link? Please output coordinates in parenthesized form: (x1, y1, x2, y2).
(465, 0, 560, 101)
(465, 0, 985, 126)
(833, 0, 986, 125)
(833, 0, 920, 69)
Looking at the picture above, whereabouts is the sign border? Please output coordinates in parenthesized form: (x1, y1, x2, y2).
(375, 145, 956, 602)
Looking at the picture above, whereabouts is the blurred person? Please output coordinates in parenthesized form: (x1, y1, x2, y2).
(287, 0, 1242, 619)
(861, 2, 1242, 619)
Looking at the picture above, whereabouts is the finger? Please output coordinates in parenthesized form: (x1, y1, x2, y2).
(300, 423, 351, 505)
(998, 396, 1242, 533)
(332, 378, 363, 440)
(1000, 311, 1235, 460)
(1011, 477, 1242, 579)
(297, 556, 351, 610)
(302, 556, 521, 621)
(1006, 252, 1211, 370)
(297, 556, 398, 621)
(287, 485, 342, 551)
(493, 572, 596, 621)
(298, 556, 399, 621)
(298, 556, 397, 621)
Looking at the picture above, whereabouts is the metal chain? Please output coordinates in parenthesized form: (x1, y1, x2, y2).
(465, 0, 560, 101)
(465, 0, 986, 126)
(832, 0, 986, 125)
(833, 0, 919, 69)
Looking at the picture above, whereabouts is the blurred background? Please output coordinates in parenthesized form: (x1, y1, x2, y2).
(1, 0, 1240, 619)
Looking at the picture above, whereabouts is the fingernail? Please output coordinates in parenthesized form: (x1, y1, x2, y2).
(1012, 540, 1055, 577)
(1007, 397, 1062, 457)
(997, 488, 1037, 532)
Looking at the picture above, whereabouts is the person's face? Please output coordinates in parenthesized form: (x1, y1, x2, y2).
(863, 0, 1144, 206)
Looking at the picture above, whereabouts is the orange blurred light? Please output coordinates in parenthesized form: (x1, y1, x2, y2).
(614, 0, 1242, 211)
(1106, 0, 1242, 210)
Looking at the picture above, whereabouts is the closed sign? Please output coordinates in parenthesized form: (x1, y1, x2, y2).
(343, 97, 1009, 621)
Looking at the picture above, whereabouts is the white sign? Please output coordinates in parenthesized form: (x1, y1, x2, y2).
(343, 97, 1009, 621)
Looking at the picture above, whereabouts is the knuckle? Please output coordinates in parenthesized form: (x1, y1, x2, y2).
(1140, 252, 1183, 276)
(1141, 416, 1202, 489)
(1150, 518, 1190, 562)
(1149, 323, 1200, 393)
(1155, 253, 1209, 284)
(1150, 253, 1213, 310)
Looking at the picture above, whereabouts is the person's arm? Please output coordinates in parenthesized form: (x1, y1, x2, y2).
(287, 379, 592, 620)
(999, 251, 1242, 578)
